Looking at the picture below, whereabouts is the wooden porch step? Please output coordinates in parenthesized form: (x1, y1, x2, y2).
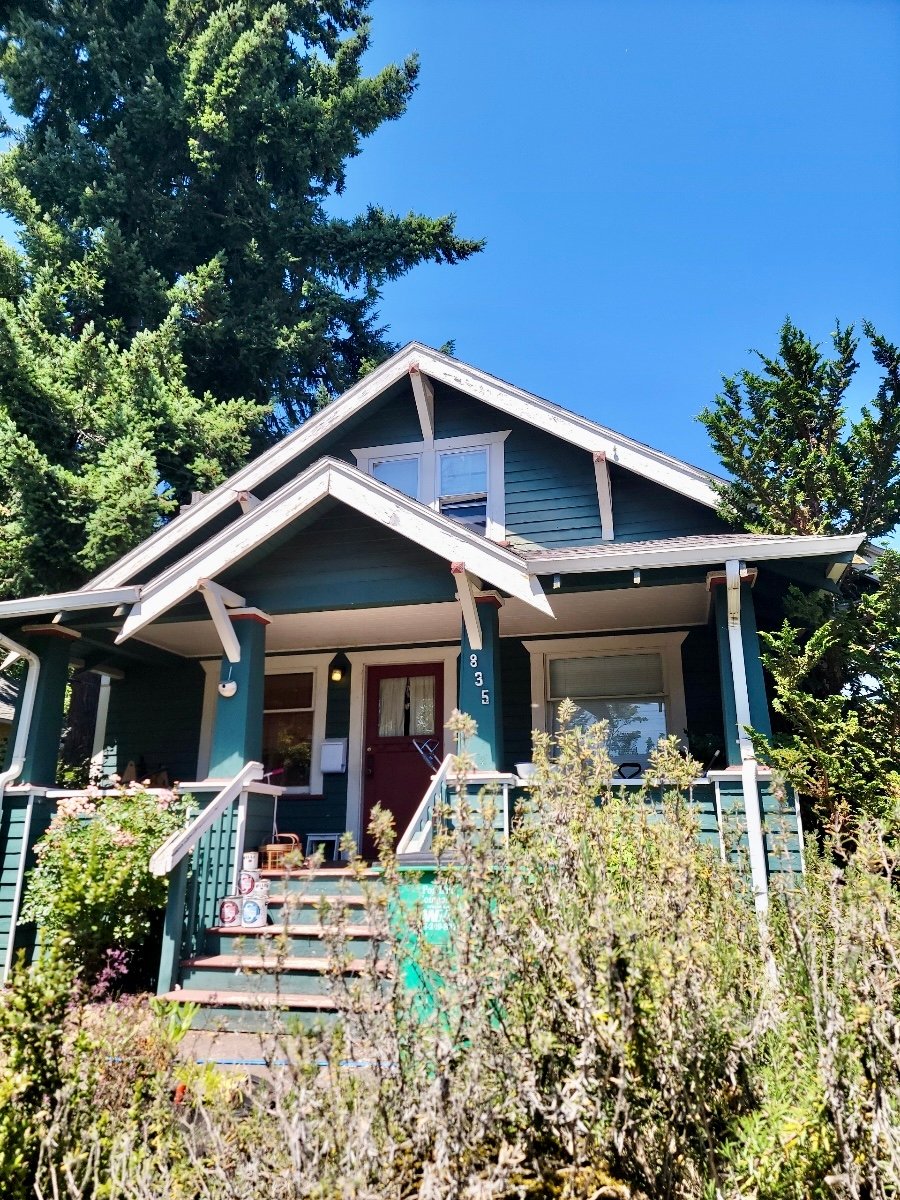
(258, 867, 382, 879)
(182, 954, 370, 973)
(158, 989, 340, 1010)
(206, 924, 379, 938)
(265, 893, 369, 908)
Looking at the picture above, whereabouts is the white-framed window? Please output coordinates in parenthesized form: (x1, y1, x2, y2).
(197, 653, 332, 792)
(523, 633, 688, 773)
(353, 431, 509, 540)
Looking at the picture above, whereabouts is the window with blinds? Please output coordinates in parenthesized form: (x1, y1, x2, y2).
(547, 653, 668, 769)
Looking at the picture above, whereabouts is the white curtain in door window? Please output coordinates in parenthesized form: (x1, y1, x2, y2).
(409, 675, 435, 735)
(378, 677, 406, 737)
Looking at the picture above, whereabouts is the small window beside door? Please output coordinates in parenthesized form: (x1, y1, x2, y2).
(262, 672, 314, 787)
(378, 675, 436, 738)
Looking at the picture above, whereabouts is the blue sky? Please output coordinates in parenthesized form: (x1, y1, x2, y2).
(2, 1, 898, 476)
(329, 0, 900, 473)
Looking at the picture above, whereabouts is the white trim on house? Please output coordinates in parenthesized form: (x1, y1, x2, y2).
(113, 457, 552, 645)
(592, 452, 615, 541)
(526, 532, 866, 576)
(84, 343, 724, 591)
(0, 586, 141, 621)
(352, 430, 510, 541)
(196, 652, 333, 793)
(344, 645, 461, 849)
(89, 674, 112, 782)
(521, 632, 689, 747)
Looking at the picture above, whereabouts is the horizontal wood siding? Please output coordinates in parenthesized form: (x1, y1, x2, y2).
(0, 793, 56, 969)
(223, 507, 457, 614)
(610, 464, 731, 542)
(500, 638, 535, 773)
(104, 662, 205, 783)
(680, 625, 726, 766)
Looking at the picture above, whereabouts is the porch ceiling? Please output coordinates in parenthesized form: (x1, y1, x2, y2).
(130, 581, 710, 658)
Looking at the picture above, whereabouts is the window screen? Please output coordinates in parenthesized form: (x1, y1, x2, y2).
(548, 653, 667, 769)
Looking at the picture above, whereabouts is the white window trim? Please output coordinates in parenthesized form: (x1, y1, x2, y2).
(352, 430, 509, 540)
(344, 646, 461, 850)
(522, 633, 688, 746)
(197, 652, 333, 792)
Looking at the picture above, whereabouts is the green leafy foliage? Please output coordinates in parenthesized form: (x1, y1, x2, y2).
(699, 318, 900, 539)
(701, 318, 900, 828)
(0, 0, 482, 422)
(0, 1, 481, 596)
(20, 785, 189, 978)
(3, 717, 899, 1198)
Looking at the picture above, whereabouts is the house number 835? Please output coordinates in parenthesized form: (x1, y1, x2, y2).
(469, 653, 490, 705)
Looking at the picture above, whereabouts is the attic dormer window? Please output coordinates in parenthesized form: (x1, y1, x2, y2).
(438, 448, 488, 534)
(353, 431, 509, 540)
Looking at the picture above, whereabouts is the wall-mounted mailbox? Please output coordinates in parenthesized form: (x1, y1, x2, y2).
(320, 737, 348, 774)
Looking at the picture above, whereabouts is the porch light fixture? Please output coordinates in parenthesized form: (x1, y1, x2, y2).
(330, 666, 344, 683)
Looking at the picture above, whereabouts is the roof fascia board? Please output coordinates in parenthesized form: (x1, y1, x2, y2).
(0, 586, 141, 622)
(117, 458, 551, 642)
(89, 346, 422, 590)
(527, 533, 866, 575)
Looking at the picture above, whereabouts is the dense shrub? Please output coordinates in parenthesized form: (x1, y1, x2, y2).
(2, 710, 898, 1198)
(20, 784, 188, 980)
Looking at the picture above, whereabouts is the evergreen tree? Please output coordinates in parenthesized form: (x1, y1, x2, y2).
(0, 2, 482, 596)
(701, 320, 900, 827)
(699, 319, 900, 540)
(0, 0, 481, 424)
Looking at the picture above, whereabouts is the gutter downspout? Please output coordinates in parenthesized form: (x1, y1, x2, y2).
(725, 559, 769, 916)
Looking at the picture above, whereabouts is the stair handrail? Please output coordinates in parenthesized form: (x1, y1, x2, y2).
(149, 761, 264, 877)
(397, 753, 455, 856)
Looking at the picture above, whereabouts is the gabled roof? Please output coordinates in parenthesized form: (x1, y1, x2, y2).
(87, 342, 724, 591)
(115, 457, 554, 644)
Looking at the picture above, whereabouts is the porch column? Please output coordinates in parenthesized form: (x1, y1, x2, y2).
(458, 596, 504, 770)
(713, 562, 771, 915)
(713, 575, 771, 764)
(207, 609, 270, 778)
(14, 624, 81, 786)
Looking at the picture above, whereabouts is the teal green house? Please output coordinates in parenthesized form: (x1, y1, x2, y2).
(0, 344, 865, 1020)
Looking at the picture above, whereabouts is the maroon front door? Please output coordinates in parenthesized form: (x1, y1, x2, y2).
(362, 663, 444, 859)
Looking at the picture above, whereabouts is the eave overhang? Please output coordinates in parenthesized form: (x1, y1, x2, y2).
(114, 457, 553, 644)
(86, 342, 724, 591)
(526, 532, 867, 576)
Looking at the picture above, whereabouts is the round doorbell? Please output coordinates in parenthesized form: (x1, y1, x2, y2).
(218, 679, 238, 698)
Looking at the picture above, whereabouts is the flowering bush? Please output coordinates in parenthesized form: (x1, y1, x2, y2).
(21, 783, 188, 981)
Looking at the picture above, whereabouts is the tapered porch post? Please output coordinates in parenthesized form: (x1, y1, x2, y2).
(207, 609, 270, 778)
(458, 596, 504, 770)
(713, 563, 771, 914)
(11, 624, 81, 786)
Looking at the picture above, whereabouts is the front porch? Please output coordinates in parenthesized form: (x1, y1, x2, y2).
(0, 549, 808, 996)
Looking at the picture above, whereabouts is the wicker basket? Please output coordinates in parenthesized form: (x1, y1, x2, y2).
(258, 832, 302, 871)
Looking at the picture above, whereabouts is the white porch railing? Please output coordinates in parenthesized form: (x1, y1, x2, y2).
(150, 761, 265, 879)
(396, 756, 518, 858)
(397, 754, 454, 856)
